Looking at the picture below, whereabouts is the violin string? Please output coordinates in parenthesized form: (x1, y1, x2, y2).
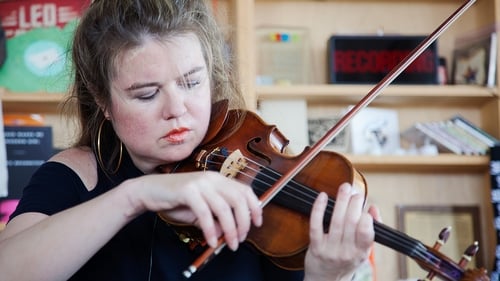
(209, 152, 422, 249)
(204, 151, 440, 267)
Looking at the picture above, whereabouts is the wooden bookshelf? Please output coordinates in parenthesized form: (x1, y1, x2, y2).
(223, 0, 500, 279)
(2, 0, 499, 279)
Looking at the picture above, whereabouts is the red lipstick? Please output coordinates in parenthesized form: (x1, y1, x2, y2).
(164, 128, 189, 143)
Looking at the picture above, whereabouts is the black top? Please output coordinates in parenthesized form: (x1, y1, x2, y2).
(10, 150, 304, 281)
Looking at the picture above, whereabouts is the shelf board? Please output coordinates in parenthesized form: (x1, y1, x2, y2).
(346, 154, 489, 173)
(0, 88, 67, 113)
(257, 85, 497, 106)
(256, 0, 460, 2)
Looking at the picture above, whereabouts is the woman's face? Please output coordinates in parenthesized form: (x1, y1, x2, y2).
(106, 33, 212, 173)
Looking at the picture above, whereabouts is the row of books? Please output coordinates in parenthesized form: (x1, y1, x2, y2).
(401, 115, 499, 155)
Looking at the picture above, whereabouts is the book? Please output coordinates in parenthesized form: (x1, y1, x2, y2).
(401, 116, 499, 155)
(0, 101, 6, 198)
(450, 115, 499, 148)
(432, 121, 479, 155)
(452, 30, 497, 87)
(401, 122, 464, 155)
(4, 126, 54, 199)
(439, 121, 488, 155)
(443, 120, 489, 155)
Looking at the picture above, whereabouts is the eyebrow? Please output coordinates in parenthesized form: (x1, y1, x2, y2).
(125, 82, 159, 91)
(125, 66, 205, 91)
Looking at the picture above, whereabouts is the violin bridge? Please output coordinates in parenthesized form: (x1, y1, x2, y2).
(194, 147, 229, 170)
(220, 149, 247, 179)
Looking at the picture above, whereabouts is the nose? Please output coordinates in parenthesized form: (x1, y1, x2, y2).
(162, 90, 187, 119)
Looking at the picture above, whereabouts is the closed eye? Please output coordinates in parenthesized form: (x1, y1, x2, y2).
(177, 66, 206, 90)
(178, 79, 201, 89)
(137, 88, 160, 100)
(125, 82, 161, 101)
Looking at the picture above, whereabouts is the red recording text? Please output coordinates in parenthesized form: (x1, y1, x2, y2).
(334, 49, 435, 74)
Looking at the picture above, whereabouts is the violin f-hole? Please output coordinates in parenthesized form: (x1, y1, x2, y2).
(247, 137, 273, 165)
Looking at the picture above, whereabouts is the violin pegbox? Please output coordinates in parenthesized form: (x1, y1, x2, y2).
(418, 227, 480, 281)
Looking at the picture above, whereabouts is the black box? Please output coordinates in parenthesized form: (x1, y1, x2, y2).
(4, 126, 53, 199)
(328, 35, 438, 84)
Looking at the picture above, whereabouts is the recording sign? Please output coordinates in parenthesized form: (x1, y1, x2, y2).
(328, 35, 438, 84)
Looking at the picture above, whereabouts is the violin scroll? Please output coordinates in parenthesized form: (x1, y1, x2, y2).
(460, 268, 490, 281)
(414, 227, 489, 281)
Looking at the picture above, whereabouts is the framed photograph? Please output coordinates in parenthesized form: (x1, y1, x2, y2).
(349, 107, 400, 155)
(451, 32, 497, 87)
(397, 205, 483, 279)
(307, 116, 350, 153)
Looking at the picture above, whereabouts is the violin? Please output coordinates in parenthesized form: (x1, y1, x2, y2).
(158, 0, 490, 280)
(160, 100, 488, 281)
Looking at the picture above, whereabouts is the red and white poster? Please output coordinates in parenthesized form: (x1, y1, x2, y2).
(0, 0, 91, 38)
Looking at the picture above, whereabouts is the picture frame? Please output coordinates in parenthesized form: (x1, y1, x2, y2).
(396, 205, 483, 280)
(348, 107, 400, 155)
(256, 26, 311, 85)
(307, 115, 350, 153)
(451, 32, 497, 87)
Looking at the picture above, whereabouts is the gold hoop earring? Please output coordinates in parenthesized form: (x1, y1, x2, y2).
(97, 119, 123, 174)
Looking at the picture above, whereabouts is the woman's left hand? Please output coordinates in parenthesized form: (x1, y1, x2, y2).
(304, 182, 380, 281)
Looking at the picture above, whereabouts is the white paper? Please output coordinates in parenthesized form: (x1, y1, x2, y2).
(0, 100, 7, 197)
(258, 99, 309, 154)
(349, 107, 400, 155)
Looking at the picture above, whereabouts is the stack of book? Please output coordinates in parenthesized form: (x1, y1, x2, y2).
(401, 115, 499, 155)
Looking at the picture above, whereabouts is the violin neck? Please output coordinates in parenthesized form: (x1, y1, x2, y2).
(373, 220, 426, 258)
(251, 174, 464, 281)
(373, 221, 465, 281)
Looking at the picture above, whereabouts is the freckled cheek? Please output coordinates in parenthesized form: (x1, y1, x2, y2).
(112, 114, 152, 144)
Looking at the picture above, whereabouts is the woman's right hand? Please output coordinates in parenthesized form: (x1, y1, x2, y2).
(125, 171, 263, 251)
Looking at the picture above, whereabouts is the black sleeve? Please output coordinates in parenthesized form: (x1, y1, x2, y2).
(9, 161, 87, 220)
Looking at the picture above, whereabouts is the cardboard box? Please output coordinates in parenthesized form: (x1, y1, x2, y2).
(0, 0, 90, 93)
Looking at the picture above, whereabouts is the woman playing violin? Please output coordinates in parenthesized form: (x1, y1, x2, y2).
(0, 1, 380, 280)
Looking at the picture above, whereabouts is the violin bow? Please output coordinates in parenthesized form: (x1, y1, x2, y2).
(182, 0, 477, 278)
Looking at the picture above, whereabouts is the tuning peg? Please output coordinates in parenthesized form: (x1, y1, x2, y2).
(422, 227, 452, 281)
(436, 226, 452, 247)
(458, 241, 479, 268)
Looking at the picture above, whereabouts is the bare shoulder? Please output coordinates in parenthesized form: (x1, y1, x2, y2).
(49, 146, 98, 190)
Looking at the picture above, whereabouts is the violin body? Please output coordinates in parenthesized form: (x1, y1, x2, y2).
(160, 100, 367, 270)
